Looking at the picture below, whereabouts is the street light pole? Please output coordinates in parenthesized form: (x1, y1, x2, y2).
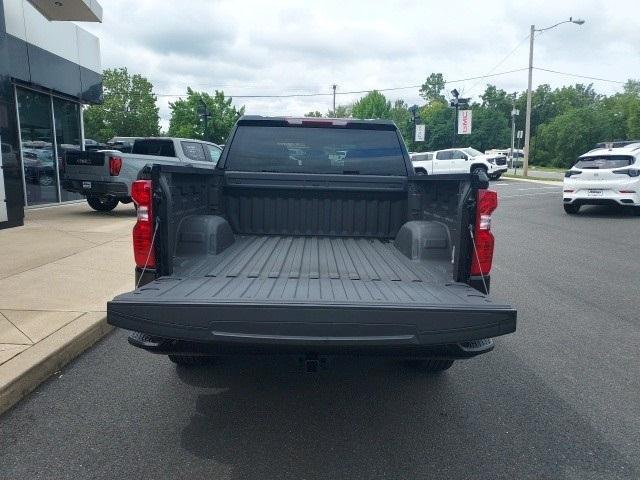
(523, 24, 535, 177)
(450, 89, 459, 148)
(409, 104, 419, 150)
(522, 17, 584, 177)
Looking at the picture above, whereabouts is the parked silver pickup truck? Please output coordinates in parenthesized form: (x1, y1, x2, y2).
(62, 137, 222, 211)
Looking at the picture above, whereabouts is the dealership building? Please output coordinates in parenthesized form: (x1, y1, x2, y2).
(0, 0, 102, 229)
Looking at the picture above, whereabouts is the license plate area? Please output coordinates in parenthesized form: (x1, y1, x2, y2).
(82, 181, 92, 189)
(588, 189, 603, 196)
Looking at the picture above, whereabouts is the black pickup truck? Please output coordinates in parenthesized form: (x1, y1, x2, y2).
(107, 116, 516, 373)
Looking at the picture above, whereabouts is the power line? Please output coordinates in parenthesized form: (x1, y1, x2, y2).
(150, 68, 529, 99)
(465, 34, 531, 95)
(533, 67, 626, 85)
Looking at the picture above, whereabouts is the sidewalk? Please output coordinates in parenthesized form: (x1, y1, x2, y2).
(0, 202, 135, 414)
(505, 167, 564, 181)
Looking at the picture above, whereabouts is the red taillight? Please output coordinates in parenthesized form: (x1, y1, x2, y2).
(109, 156, 122, 176)
(131, 180, 156, 269)
(619, 190, 636, 193)
(470, 189, 497, 276)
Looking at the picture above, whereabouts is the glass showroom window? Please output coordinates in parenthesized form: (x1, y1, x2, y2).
(17, 88, 58, 205)
(16, 87, 83, 206)
(53, 98, 83, 201)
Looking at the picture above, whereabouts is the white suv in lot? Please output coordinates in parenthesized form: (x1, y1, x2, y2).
(563, 143, 640, 215)
(411, 147, 508, 179)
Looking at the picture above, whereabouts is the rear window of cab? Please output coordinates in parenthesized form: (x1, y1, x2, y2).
(574, 155, 635, 169)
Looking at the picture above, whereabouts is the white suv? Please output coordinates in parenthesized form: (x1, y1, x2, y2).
(563, 143, 640, 215)
(411, 147, 508, 179)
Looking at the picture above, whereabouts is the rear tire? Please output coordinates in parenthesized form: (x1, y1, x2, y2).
(406, 359, 455, 373)
(414, 168, 427, 175)
(564, 204, 580, 215)
(38, 174, 55, 186)
(490, 173, 502, 180)
(87, 196, 119, 212)
(168, 354, 215, 366)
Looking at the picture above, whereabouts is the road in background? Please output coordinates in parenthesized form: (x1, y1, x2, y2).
(1, 180, 639, 480)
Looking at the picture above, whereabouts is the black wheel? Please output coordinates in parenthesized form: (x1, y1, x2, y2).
(38, 174, 55, 186)
(627, 206, 640, 216)
(471, 166, 487, 177)
(415, 168, 427, 175)
(405, 359, 454, 373)
(168, 354, 215, 366)
(564, 204, 580, 215)
(87, 196, 119, 212)
(491, 173, 502, 180)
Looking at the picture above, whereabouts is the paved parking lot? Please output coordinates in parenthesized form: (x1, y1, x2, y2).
(1, 180, 639, 479)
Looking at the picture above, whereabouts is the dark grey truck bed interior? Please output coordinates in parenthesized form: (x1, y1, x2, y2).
(108, 168, 515, 348)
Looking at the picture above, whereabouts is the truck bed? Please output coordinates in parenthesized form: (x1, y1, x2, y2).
(108, 235, 515, 348)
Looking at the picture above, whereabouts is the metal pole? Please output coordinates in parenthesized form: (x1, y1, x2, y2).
(50, 95, 62, 203)
(515, 134, 522, 174)
(453, 103, 458, 147)
(332, 84, 337, 116)
(523, 24, 535, 177)
(510, 93, 516, 169)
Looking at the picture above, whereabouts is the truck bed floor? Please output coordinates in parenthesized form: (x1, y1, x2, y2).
(125, 236, 493, 308)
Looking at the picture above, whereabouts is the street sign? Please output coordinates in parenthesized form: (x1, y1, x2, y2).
(511, 109, 520, 116)
(458, 110, 472, 135)
(517, 130, 523, 139)
(415, 124, 425, 142)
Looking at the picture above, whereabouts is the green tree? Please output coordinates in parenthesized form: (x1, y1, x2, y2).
(84, 67, 160, 142)
(419, 102, 453, 151)
(305, 111, 323, 117)
(168, 88, 244, 144)
(351, 91, 391, 119)
(535, 105, 618, 167)
(327, 104, 352, 118)
(390, 99, 412, 147)
(419, 73, 446, 106)
(480, 85, 513, 122)
(465, 107, 511, 152)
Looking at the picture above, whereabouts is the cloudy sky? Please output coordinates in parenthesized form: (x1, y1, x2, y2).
(82, 0, 640, 130)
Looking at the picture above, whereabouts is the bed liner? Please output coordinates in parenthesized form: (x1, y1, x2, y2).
(108, 235, 515, 347)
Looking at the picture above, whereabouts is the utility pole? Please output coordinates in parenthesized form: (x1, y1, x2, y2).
(510, 92, 517, 170)
(523, 17, 584, 177)
(523, 24, 535, 177)
(332, 84, 337, 116)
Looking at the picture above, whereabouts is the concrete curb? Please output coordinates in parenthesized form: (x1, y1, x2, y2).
(502, 176, 562, 186)
(0, 312, 113, 416)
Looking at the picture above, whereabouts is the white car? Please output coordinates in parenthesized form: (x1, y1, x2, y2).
(411, 147, 508, 180)
(563, 143, 640, 215)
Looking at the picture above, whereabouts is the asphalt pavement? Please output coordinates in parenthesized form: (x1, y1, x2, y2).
(1, 179, 639, 480)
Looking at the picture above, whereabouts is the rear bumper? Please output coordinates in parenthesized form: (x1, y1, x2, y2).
(127, 331, 498, 359)
(563, 193, 640, 206)
(62, 179, 129, 198)
(563, 179, 640, 206)
(107, 299, 516, 356)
